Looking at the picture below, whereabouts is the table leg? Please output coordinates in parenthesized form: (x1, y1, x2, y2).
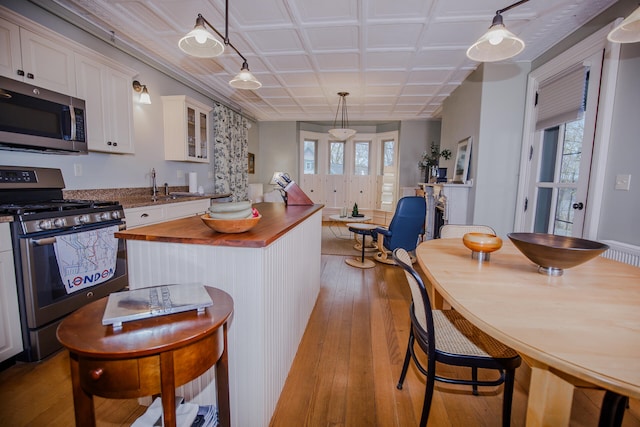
(69, 352, 96, 427)
(526, 367, 574, 426)
(217, 324, 231, 427)
(160, 352, 177, 427)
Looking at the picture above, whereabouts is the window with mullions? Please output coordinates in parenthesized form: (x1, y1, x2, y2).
(382, 139, 395, 172)
(354, 141, 370, 175)
(303, 139, 317, 174)
(329, 141, 344, 174)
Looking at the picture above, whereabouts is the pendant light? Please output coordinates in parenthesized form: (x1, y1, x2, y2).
(607, 5, 640, 43)
(179, 0, 261, 90)
(328, 92, 356, 141)
(467, 0, 529, 62)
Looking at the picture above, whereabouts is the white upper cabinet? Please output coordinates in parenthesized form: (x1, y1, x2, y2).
(0, 17, 76, 96)
(162, 96, 212, 163)
(75, 53, 136, 154)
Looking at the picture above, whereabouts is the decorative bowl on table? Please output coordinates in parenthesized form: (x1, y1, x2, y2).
(200, 213, 261, 233)
(507, 233, 609, 276)
(462, 232, 502, 261)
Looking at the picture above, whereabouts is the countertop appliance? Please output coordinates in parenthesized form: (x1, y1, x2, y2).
(0, 166, 127, 361)
(0, 76, 88, 154)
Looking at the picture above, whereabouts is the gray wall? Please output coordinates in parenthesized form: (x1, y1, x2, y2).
(598, 41, 640, 244)
(398, 120, 441, 187)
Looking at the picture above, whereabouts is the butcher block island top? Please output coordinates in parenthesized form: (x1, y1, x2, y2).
(115, 202, 324, 248)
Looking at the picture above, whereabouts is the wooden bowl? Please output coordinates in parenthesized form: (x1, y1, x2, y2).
(508, 233, 609, 276)
(462, 232, 503, 254)
(201, 213, 261, 233)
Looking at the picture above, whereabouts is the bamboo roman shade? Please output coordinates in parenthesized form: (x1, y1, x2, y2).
(535, 64, 588, 131)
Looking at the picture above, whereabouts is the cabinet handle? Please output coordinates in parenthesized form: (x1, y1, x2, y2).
(17, 69, 25, 76)
(89, 368, 104, 380)
(107, 141, 112, 146)
(27, 73, 34, 79)
(141, 213, 149, 218)
(113, 142, 118, 147)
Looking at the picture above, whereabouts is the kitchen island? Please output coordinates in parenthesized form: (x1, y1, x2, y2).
(115, 202, 323, 427)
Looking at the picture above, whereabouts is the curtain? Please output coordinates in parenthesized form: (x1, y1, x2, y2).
(212, 103, 248, 201)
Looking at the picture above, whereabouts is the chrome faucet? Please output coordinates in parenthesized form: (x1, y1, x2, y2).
(151, 168, 158, 200)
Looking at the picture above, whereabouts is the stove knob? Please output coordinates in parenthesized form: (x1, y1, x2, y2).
(111, 211, 121, 219)
(78, 215, 90, 224)
(38, 220, 52, 230)
(100, 212, 111, 221)
(53, 218, 66, 228)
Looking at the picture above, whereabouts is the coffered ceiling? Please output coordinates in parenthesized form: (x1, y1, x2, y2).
(37, 0, 617, 121)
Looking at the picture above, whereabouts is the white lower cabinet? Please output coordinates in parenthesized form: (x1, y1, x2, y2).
(124, 199, 211, 229)
(0, 223, 23, 363)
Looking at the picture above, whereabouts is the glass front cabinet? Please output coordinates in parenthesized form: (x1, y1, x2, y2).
(162, 95, 212, 163)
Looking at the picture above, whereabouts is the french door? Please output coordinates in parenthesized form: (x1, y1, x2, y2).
(522, 50, 603, 237)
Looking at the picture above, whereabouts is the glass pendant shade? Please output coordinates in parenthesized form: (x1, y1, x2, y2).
(229, 63, 262, 90)
(139, 86, 151, 104)
(467, 14, 525, 62)
(328, 128, 357, 141)
(607, 6, 640, 43)
(178, 17, 225, 58)
(329, 92, 356, 141)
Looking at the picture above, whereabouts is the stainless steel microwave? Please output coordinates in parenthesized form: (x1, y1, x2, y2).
(0, 76, 88, 154)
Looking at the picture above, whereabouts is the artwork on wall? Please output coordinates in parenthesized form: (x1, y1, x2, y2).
(248, 152, 255, 174)
(453, 137, 472, 183)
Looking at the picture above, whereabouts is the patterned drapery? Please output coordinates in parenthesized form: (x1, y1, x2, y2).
(212, 103, 248, 201)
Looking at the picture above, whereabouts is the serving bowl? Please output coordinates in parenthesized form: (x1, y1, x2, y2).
(507, 233, 609, 276)
(462, 232, 502, 261)
(201, 213, 261, 233)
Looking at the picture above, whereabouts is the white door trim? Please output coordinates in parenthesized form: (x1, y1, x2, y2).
(514, 22, 621, 239)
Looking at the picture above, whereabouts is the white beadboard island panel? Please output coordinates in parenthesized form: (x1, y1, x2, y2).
(124, 209, 322, 426)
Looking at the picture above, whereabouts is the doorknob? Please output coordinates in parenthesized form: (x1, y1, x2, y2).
(572, 202, 584, 210)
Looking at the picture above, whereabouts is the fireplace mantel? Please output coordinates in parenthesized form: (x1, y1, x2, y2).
(419, 182, 472, 239)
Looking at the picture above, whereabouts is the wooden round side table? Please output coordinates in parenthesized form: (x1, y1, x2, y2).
(56, 286, 233, 427)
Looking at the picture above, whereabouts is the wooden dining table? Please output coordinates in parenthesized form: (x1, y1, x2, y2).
(416, 238, 640, 426)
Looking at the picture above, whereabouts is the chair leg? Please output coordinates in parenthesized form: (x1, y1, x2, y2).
(598, 390, 628, 427)
(472, 367, 479, 396)
(420, 362, 437, 427)
(501, 368, 516, 427)
(397, 330, 413, 390)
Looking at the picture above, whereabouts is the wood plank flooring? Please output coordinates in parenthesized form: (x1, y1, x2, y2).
(0, 252, 638, 426)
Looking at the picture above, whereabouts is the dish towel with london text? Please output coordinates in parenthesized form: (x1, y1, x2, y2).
(53, 225, 119, 295)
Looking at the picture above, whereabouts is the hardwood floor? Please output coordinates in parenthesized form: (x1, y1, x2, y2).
(0, 253, 638, 426)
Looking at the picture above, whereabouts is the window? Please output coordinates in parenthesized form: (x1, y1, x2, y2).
(354, 141, 370, 175)
(303, 139, 317, 174)
(382, 139, 395, 172)
(329, 141, 344, 175)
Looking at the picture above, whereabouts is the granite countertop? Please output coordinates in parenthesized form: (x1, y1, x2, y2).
(64, 187, 231, 209)
(0, 215, 13, 223)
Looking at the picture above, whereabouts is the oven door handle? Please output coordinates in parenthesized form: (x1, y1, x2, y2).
(32, 223, 126, 246)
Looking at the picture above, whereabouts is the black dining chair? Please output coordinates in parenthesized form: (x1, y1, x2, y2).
(393, 248, 522, 427)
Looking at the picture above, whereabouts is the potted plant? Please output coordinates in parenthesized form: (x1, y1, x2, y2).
(419, 142, 452, 183)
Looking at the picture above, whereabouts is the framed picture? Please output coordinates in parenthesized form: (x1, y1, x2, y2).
(248, 152, 255, 174)
(453, 137, 472, 183)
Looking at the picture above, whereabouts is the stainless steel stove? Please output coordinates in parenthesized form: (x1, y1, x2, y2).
(0, 166, 128, 361)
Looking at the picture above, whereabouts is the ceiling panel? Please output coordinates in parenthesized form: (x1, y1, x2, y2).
(39, 0, 618, 121)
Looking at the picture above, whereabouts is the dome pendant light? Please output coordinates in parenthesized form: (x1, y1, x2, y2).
(467, 0, 528, 62)
(329, 92, 356, 141)
(179, 1, 261, 90)
(607, 5, 640, 44)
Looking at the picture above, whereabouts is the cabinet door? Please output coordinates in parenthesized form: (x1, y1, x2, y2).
(105, 67, 134, 153)
(0, 224, 22, 362)
(76, 54, 134, 153)
(324, 175, 347, 209)
(19, 27, 76, 95)
(300, 174, 324, 204)
(162, 96, 211, 163)
(0, 18, 21, 80)
(198, 110, 208, 161)
(348, 175, 374, 210)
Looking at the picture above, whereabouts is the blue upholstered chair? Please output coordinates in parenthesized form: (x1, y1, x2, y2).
(373, 196, 426, 264)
